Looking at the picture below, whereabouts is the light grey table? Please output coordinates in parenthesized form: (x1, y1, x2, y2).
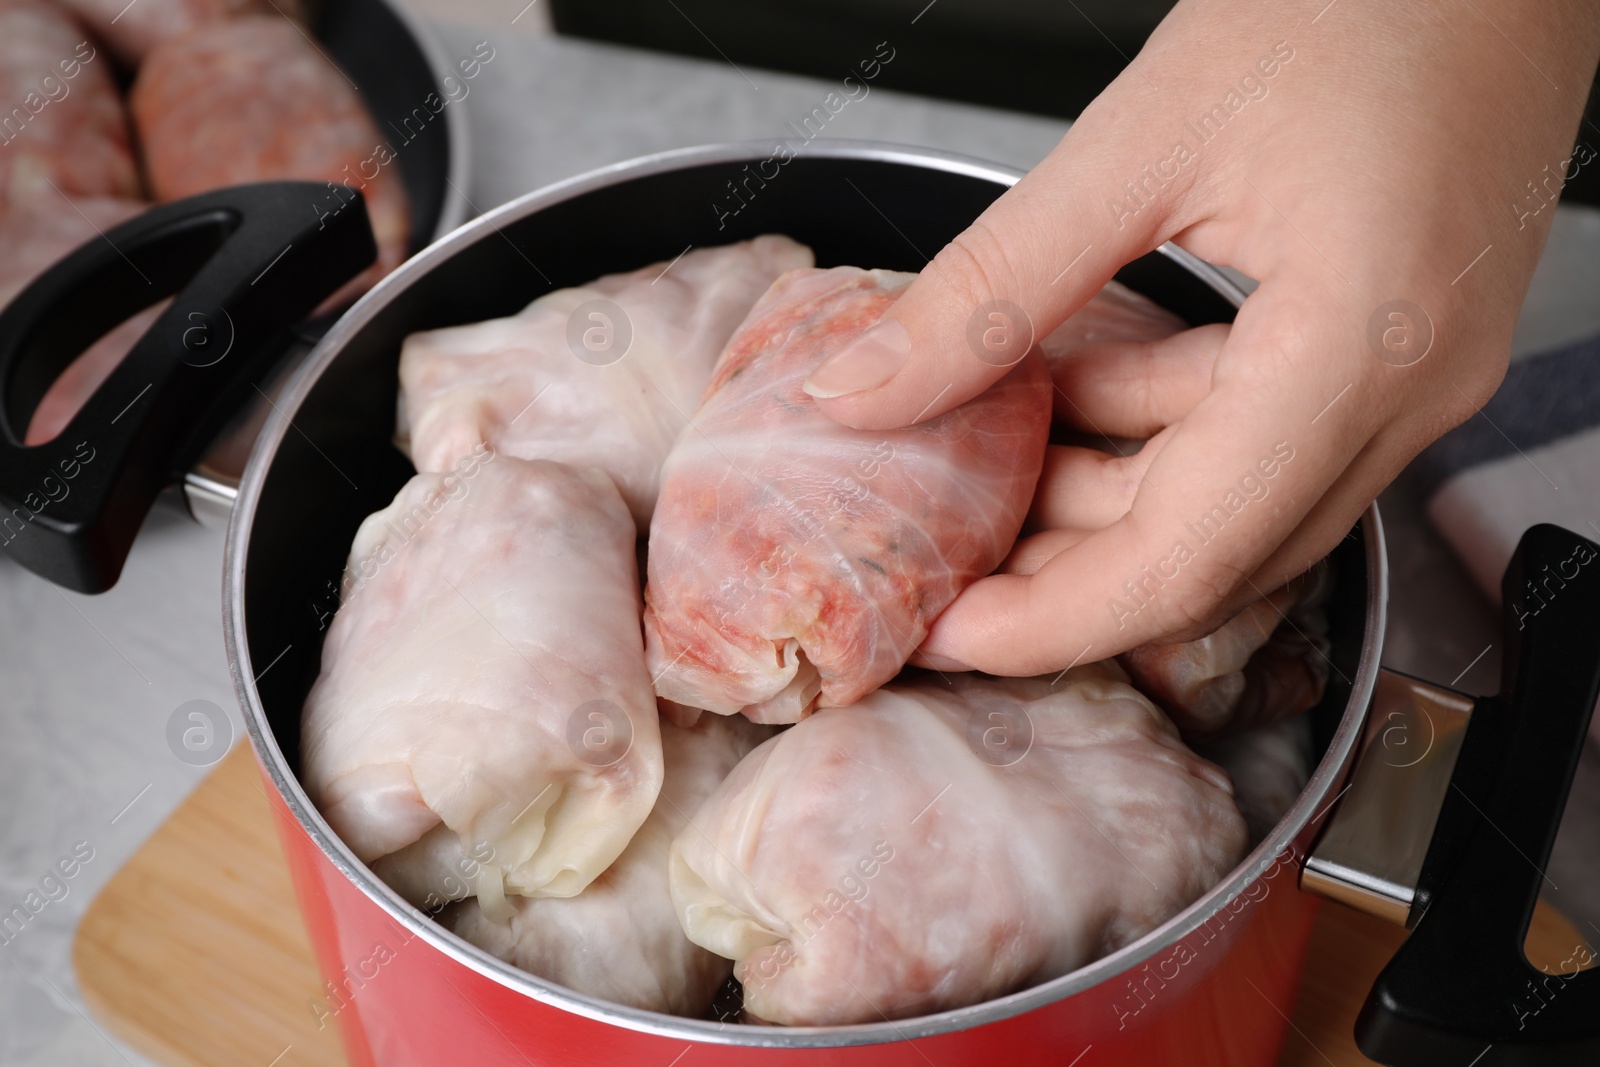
(2, 8, 1597, 1064)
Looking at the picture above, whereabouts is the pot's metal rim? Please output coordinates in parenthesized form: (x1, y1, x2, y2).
(225, 139, 1388, 1048)
(383, 0, 474, 240)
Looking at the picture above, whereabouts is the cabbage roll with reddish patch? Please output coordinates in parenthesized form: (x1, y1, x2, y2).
(397, 236, 813, 524)
(644, 267, 1052, 723)
(1118, 563, 1332, 738)
(131, 18, 409, 303)
(0, 0, 140, 205)
(443, 714, 773, 1015)
(302, 457, 663, 906)
(669, 665, 1247, 1025)
(53, 0, 300, 67)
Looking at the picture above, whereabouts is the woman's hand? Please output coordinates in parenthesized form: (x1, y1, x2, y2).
(802, 0, 1600, 674)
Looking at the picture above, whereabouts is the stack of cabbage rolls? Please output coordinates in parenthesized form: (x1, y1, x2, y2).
(302, 237, 1330, 1021)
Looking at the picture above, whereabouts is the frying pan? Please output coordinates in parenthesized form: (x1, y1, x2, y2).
(180, 0, 473, 524)
(2, 142, 1598, 1067)
(312, 0, 472, 252)
(0, 0, 470, 583)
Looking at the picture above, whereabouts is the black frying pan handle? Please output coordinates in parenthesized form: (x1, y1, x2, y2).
(1357, 524, 1600, 1065)
(0, 181, 375, 593)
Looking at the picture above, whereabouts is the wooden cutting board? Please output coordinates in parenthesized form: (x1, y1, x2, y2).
(73, 744, 1589, 1067)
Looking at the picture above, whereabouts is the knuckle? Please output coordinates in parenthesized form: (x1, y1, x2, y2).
(1434, 390, 1482, 433)
(1133, 347, 1169, 425)
(1450, 349, 1509, 411)
(1112, 451, 1150, 502)
(1411, 341, 1510, 437)
(1167, 563, 1245, 634)
(935, 220, 1020, 310)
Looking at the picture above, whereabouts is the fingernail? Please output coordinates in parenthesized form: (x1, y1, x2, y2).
(802, 319, 911, 399)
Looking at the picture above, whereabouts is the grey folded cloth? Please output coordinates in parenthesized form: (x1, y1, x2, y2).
(1410, 203, 1600, 743)
(1415, 328, 1600, 597)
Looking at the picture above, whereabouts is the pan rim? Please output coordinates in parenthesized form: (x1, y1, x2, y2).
(373, 0, 473, 242)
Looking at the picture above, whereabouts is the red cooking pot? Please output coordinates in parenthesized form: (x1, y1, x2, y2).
(2, 142, 1597, 1067)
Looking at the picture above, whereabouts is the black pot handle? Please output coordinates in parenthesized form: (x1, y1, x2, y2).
(0, 181, 376, 593)
(1357, 523, 1600, 1065)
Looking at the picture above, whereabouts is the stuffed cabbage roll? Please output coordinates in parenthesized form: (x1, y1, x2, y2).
(644, 267, 1052, 723)
(1040, 279, 1187, 353)
(1195, 714, 1314, 845)
(1119, 562, 1332, 738)
(0, 0, 140, 206)
(131, 18, 409, 303)
(302, 457, 664, 907)
(397, 236, 813, 524)
(53, 0, 300, 67)
(443, 714, 773, 1015)
(669, 666, 1247, 1025)
(1036, 279, 1187, 425)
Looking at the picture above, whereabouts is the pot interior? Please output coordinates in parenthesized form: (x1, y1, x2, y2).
(238, 146, 1372, 1023)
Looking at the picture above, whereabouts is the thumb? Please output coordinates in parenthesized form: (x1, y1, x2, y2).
(802, 128, 1173, 431)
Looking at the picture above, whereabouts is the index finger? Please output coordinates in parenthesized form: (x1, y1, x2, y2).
(801, 98, 1178, 430)
(919, 290, 1373, 672)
